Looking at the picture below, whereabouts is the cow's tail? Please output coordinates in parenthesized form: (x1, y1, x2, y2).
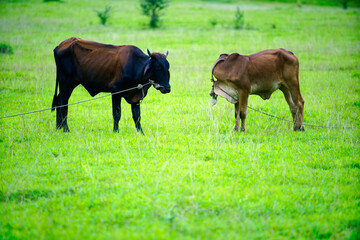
(51, 69, 59, 112)
(52, 47, 60, 112)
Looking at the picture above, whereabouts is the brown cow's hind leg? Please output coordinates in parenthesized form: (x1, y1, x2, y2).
(280, 85, 297, 122)
(294, 94, 305, 131)
(288, 85, 305, 131)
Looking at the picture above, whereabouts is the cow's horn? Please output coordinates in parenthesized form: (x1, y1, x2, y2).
(165, 51, 169, 57)
(147, 49, 152, 57)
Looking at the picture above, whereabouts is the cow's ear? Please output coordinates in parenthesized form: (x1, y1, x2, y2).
(143, 61, 151, 77)
(165, 51, 169, 58)
(147, 49, 152, 57)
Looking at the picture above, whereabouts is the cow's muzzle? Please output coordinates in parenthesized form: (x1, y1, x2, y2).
(152, 81, 170, 94)
(209, 84, 218, 106)
(160, 87, 171, 93)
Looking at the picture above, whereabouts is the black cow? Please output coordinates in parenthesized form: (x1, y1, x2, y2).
(51, 37, 171, 133)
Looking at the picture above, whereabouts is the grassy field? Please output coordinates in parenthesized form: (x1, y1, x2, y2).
(1, 0, 359, 239)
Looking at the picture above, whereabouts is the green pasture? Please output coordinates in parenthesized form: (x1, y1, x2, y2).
(0, 0, 359, 239)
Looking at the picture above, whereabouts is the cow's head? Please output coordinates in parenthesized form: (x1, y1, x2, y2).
(146, 49, 171, 94)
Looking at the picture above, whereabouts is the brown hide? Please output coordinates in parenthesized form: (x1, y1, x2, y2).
(210, 49, 304, 132)
(56, 37, 149, 97)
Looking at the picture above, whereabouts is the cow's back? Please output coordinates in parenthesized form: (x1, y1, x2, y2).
(54, 37, 149, 96)
(56, 37, 78, 52)
(248, 49, 297, 70)
(213, 53, 249, 83)
(56, 37, 118, 52)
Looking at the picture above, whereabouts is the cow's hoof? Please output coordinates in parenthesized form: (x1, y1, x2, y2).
(294, 125, 305, 131)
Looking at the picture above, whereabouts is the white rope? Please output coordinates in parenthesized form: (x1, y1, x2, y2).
(213, 84, 357, 130)
(0, 82, 153, 119)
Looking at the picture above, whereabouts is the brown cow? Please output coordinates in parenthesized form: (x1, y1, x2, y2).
(209, 49, 304, 132)
(52, 37, 170, 134)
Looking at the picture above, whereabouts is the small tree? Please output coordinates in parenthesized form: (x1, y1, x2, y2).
(339, 0, 351, 9)
(234, 7, 244, 29)
(297, 0, 302, 8)
(140, 0, 169, 28)
(209, 18, 218, 28)
(96, 6, 111, 25)
(0, 43, 13, 54)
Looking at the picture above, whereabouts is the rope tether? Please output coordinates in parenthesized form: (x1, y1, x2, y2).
(0, 81, 153, 120)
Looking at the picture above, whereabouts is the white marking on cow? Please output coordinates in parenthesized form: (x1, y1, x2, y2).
(213, 81, 238, 104)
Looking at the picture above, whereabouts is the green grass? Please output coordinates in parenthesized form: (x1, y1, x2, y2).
(1, 0, 359, 239)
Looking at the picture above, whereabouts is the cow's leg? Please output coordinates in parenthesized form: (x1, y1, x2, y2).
(234, 102, 240, 131)
(57, 82, 78, 132)
(57, 92, 71, 132)
(131, 102, 144, 135)
(291, 89, 305, 131)
(280, 86, 297, 122)
(282, 84, 304, 131)
(56, 106, 62, 130)
(112, 95, 122, 132)
(235, 90, 249, 132)
(57, 91, 72, 132)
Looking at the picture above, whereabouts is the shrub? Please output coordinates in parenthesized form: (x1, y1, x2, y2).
(0, 43, 13, 54)
(297, 0, 302, 8)
(140, 0, 169, 28)
(96, 6, 111, 25)
(234, 7, 244, 29)
(339, 0, 351, 9)
(209, 18, 218, 28)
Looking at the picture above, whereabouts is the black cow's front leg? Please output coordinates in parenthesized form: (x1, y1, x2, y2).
(131, 102, 144, 135)
(112, 95, 121, 132)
